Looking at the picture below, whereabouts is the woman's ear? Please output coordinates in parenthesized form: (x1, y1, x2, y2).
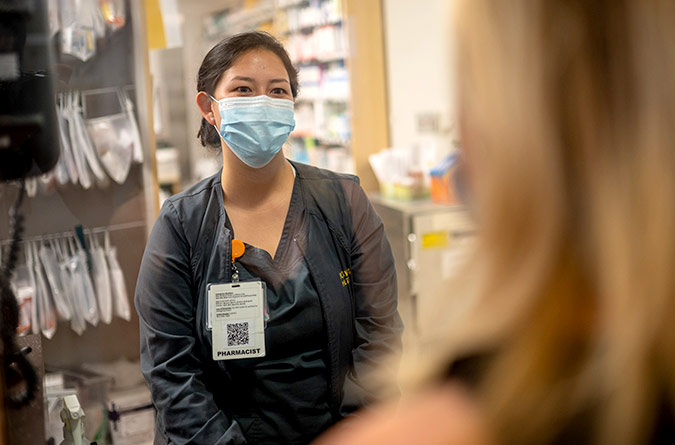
(196, 91, 216, 124)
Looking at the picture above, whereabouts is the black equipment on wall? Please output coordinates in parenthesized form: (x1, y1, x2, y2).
(0, 0, 60, 180)
(0, 0, 58, 414)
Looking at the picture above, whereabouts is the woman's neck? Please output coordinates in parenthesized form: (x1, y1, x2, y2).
(220, 148, 294, 209)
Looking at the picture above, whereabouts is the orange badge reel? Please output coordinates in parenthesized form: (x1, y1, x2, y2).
(231, 239, 245, 281)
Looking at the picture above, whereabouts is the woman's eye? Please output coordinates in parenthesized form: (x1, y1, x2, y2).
(271, 88, 288, 96)
(235, 86, 251, 94)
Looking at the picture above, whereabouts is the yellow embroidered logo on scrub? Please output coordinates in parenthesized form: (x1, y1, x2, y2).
(339, 268, 352, 287)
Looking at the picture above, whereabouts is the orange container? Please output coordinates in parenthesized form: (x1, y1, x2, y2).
(429, 153, 460, 205)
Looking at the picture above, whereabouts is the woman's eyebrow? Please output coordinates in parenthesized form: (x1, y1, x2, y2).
(230, 76, 289, 85)
(231, 76, 256, 82)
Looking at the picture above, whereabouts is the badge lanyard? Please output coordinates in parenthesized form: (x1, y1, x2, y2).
(207, 239, 268, 360)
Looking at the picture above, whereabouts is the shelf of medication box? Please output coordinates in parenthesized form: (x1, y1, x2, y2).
(277, 0, 342, 14)
(318, 136, 350, 147)
(278, 0, 307, 9)
(293, 53, 347, 66)
(290, 132, 350, 147)
(207, 3, 275, 39)
(295, 95, 349, 104)
(283, 20, 343, 37)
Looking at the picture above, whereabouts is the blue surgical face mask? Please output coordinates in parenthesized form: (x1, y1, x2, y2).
(210, 94, 295, 168)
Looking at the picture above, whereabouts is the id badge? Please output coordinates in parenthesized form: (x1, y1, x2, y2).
(208, 281, 266, 360)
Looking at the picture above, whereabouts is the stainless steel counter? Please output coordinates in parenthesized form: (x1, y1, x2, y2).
(370, 194, 475, 342)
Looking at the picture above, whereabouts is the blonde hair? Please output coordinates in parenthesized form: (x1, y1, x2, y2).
(409, 1, 675, 444)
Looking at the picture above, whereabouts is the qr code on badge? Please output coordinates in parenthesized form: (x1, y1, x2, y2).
(227, 322, 250, 346)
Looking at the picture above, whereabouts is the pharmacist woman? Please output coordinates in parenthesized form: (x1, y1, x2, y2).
(135, 31, 403, 445)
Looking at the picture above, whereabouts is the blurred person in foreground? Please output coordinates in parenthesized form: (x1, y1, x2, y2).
(315, 0, 675, 444)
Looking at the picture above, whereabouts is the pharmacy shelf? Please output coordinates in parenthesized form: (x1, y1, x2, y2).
(284, 19, 343, 36)
(294, 53, 347, 66)
(295, 96, 349, 104)
(278, 0, 307, 9)
(291, 133, 350, 147)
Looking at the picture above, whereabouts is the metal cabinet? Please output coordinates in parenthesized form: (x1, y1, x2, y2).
(370, 195, 475, 342)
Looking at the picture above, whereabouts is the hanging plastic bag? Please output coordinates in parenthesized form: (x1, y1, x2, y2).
(66, 91, 93, 188)
(120, 88, 144, 163)
(60, 0, 96, 62)
(57, 94, 80, 185)
(39, 240, 72, 321)
(38, 170, 59, 195)
(24, 243, 40, 335)
(104, 231, 130, 321)
(86, 112, 133, 183)
(56, 238, 86, 335)
(89, 232, 112, 324)
(65, 236, 99, 327)
(47, 0, 61, 37)
(10, 253, 35, 336)
(73, 236, 100, 327)
(53, 157, 70, 186)
(61, 0, 105, 61)
(71, 91, 108, 186)
(52, 156, 70, 186)
(52, 151, 70, 186)
(89, 0, 107, 38)
(59, 0, 77, 29)
(99, 0, 126, 32)
(31, 242, 57, 339)
(25, 177, 38, 198)
(85, 90, 134, 184)
(61, 24, 96, 62)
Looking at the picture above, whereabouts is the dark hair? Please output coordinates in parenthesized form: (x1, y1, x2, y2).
(196, 31, 299, 148)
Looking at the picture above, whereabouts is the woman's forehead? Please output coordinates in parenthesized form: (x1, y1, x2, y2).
(222, 49, 289, 81)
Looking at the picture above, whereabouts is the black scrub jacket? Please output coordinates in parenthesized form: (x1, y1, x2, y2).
(135, 161, 404, 444)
